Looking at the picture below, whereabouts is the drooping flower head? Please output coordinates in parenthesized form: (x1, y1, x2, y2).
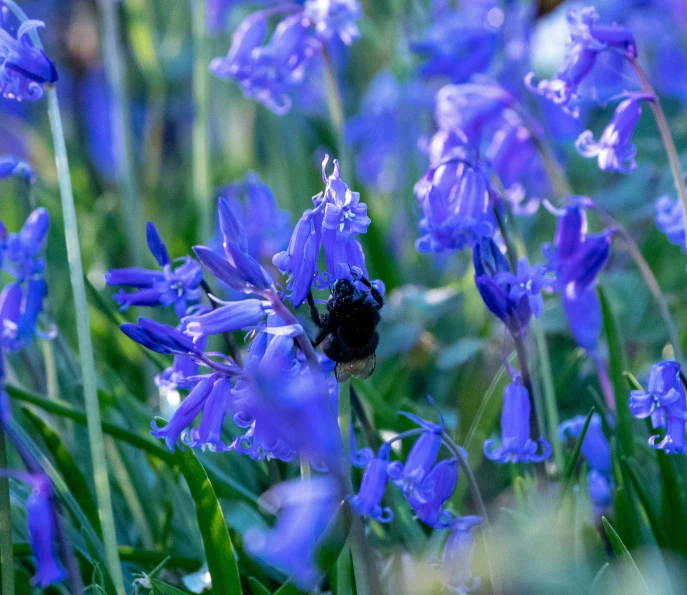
(630, 360, 687, 453)
(575, 94, 653, 173)
(245, 477, 341, 590)
(473, 236, 547, 334)
(558, 412, 611, 477)
(525, 7, 636, 116)
(211, 2, 361, 114)
(0, 156, 34, 182)
(274, 156, 377, 306)
(348, 446, 393, 523)
(543, 200, 612, 355)
(25, 475, 66, 588)
(484, 378, 551, 464)
(0, 19, 58, 102)
(436, 516, 483, 595)
(105, 222, 204, 318)
(2, 207, 49, 282)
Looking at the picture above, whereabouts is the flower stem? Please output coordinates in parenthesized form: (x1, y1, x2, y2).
(0, 423, 13, 595)
(45, 87, 126, 595)
(192, 0, 213, 243)
(630, 59, 687, 252)
(97, 0, 146, 265)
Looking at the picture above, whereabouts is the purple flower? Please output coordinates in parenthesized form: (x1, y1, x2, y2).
(558, 413, 611, 476)
(121, 317, 204, 357)
(349, 450, 393, 523)
(3, 207, 49, 282)
(436, 516, 482, 595)
(656, 195, 687, 252)
(155, 354, 202, 392)
(304, 0, 362, 45)
(630, 360, 687, 453)
(387, 431, 442, 500)
(575, 95, 652, 172)
(26, 475, 66, 588)
(106, 222, 203, 318)
(588, 468, 613, 515)
(0, 278, 48, 352)
(210, 8, 322, 115)
(217, 172, 291, 263)
(183, 377, 234, 452)
(415, 160, 495, 253)
(245, 477, 340, 590)
(273, 208, 322, 307)
(410, 5, 499, 82)
(474, 237, 546, 333)
(525, 7, 636, 116)
(0, 156, 34, 182)
(182, 299, 270, 343)
(0, 19, 58, 102)
(407, 458, 458, 529)
(484, 379, 551, 463)
(544, 202, 611, 355)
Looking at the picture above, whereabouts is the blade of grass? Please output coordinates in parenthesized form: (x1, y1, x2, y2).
(601, 517, 651, 594)
(248, 577, 274, 595)
(558, 407, 595, 504)
(174, 445, 242, 595)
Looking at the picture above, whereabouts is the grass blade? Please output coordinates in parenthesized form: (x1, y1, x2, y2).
(174, 446, 242, 595)
(601, 517, 651, 594)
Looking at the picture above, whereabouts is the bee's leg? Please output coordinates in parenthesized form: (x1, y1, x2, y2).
(358, 277, 384, 309)
(307, 291, 324, 327)
(312, 327, 329, 348)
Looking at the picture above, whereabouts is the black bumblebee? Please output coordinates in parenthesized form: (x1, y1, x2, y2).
(307, 276, 384, 381)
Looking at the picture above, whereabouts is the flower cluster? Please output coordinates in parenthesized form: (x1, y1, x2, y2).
(525, 6, 636, 116)
(0, 19, 58, 101)
(210, 1, 362, 114)
(630, 360, 687, 454)
(0, 207, 52, 352)
(559, 413, 613, 513)
(273, 156, 375, 307)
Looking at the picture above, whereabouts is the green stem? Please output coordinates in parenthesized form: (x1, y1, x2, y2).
(98, 0, 145, 265)
(630, 60, 687, 252)
(0, 423, 14, 595)
(192, 0, 213, 242)
(45, 87, 126, 595)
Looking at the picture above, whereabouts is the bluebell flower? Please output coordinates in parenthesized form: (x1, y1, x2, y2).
(575, 95, 653, 172)
(484, 379, 551, 463)
(183, 377, 234, 452)
(407, 457, 458, 529)
(630, 360, 687, 453)
(182, 298, 270, 344)
(210, 8, 322, 114)
(2, 208, 49, 282)
(415, 160, 495, 253)
(121, 317, 204, 357)
(588, 468, 613, 515)
(543, 202, 611, 355)
(0, 278, 49, 352)
(155, 354, 202, 392)
(106, 222, 203, 317)
(26, 475, 66, 588)
(217, 172, 291, 263)
(0, 19, 58, 102)
(473, 237, 546, 334)
(387, 431, 442, 501)
(436, 515, 482, 595)
(558, 413, 611, 476)
(273, 207, 322, 307)
(525, 7, 636, 116)
(303, 0, 362, 45)
(655, 194, 687, 252)
(194, 197, 274, 295)
(349, 449, 393, 523)
(410, 3, 499, 82)
(0, 156, 34, 182)
(245, 477, 340, 590)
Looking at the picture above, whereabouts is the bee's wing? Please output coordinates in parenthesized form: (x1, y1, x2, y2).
(335, 354, 376, 382)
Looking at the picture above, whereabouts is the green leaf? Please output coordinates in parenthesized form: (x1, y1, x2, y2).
(174, 446, 242, 595)
(601, 517, 651, 594)
(21, 407, 101, 535)
(599, 286, 633, 456)
(621, 457, 666, 546)
(248, 577, 273, 595)
(151, 579, 189, 595)
(559, 407, 595, 503)
(273, 581, 306, 595)
(623, 371, 643, 392)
